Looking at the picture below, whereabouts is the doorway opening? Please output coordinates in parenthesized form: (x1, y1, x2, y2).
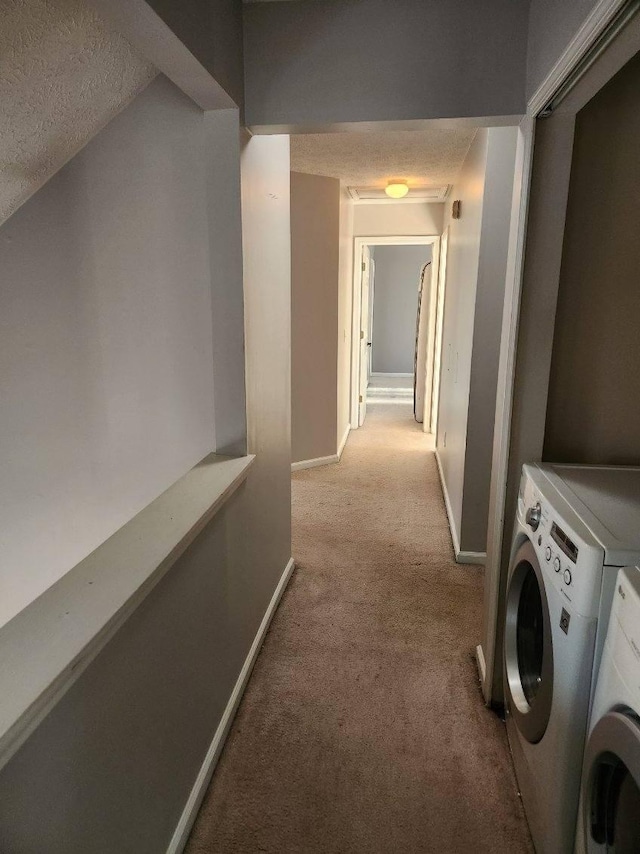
(350, 235, 442, 432)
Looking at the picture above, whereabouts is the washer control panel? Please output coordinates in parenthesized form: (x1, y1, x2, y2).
(542, 542, 574, 593)
(519, 466, 606, 618)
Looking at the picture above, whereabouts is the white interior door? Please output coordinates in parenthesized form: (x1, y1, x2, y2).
(358, 246, 371, 426)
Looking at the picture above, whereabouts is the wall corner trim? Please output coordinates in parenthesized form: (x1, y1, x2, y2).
(434, 449, 461, 555)
(167, 556, 295, 854)
(456, 551, 487, 566)
(435, 450, 487, 566)
(291, 424, 350, 473)
(291, 454, 339, 472)
(527, 0, 628, 115)
(475, 644, 487, 686)
(338, 424, 351, 460)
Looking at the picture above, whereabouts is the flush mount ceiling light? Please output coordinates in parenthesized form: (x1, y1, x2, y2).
(385, 181, 409, 199)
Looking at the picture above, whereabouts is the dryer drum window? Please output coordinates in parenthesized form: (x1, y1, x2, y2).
(516, 564, 544, 705)
(589, 752, 640, 852)
(504, 539, 554, 743)
(583, 712, 640, 853)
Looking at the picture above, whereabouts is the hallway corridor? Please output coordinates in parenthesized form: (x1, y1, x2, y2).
(187, 405, 532, 853)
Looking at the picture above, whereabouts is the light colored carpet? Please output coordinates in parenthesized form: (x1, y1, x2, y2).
(367, 375, 414, 403)
(368, 375, 414, 389)
(186, 404, 533, 853)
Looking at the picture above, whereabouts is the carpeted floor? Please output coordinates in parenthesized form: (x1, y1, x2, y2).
(186, 404, 533, 853)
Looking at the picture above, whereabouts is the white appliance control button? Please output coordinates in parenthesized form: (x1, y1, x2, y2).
(545, 546, 552, 561)
(564, 568, 572, 586)
(554, 556, 561, 573)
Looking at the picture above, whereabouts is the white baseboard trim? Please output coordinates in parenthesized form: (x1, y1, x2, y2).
(292, 425, 351, 472)
(457, 551, 487, 565)
(434, 451, 486, 566)
(475, 644, 487, 685)
(434, 449, 461, 557)
(370, 371, 413, 378)
(337, 423, 351, 460)
(167, 557, 295, 854)
(291, 454, 339, 472)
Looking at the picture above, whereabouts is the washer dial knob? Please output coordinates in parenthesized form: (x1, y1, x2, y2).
(564, 568, 572, 586)
(554, 556, 561, 573)
(526, 502, 542, 531)
(545, 546, 552, 561)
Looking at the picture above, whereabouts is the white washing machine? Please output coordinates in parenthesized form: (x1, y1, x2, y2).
(578, 566, 640, 854)
(503, 464, 640, 854)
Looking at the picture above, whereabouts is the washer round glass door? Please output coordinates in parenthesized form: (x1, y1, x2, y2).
(583, 711, 640, 853)
(504, 539, 554, 743)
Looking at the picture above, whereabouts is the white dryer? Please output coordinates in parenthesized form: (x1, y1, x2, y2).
(503, 464, 640, 854)
(578, 566, 640, 854)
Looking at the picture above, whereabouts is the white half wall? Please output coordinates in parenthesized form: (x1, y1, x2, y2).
(0, 76, 216, 628)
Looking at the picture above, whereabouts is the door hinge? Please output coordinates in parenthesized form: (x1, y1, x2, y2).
(362, 261, 366, 271)
(360, 330, 365, 339)
(359, 394, 363, 403)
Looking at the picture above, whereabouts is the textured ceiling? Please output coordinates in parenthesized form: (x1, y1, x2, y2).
(0, 0, 157, 225)
(290, 127, 477, 189)
(248, 2, 477, 189)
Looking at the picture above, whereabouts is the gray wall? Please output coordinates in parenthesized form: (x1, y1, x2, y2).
(437, 127, 517, 555)
(0, 76, 216, 628)
(291, 171, 340, 464)
(462, 127, 519, 551)
(0, 83, 293, 853)
(243, 0, 529, 128)
(144, 0, 244, 105)
(544, 51, 640, 465)
(237, 131, 292, 684)
(205, 107, 248, 456)
(371, 245, 431, 375)
(437, 131, 488, 552)
(526, 0, 601, 98)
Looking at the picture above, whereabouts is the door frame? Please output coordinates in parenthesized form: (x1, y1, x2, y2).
(430, 226, 448, 436)
(357, 245, 373, 427)
(480, 0, 640, 705)
(350, 234, 440, 430)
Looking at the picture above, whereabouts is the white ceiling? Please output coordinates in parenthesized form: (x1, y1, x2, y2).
(0, 0, 156, 225)
(290, 127, 477, 189)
